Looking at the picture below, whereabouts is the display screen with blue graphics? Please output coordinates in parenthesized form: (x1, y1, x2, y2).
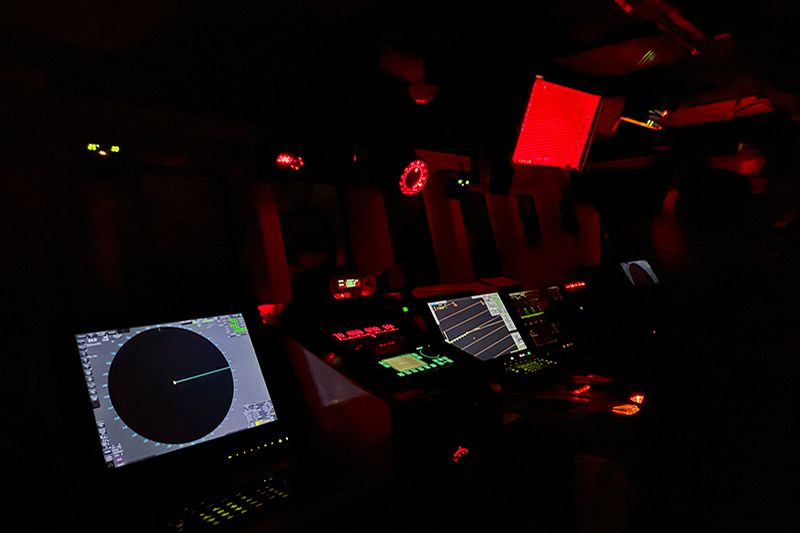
(427, 293, 527, 361)
(75, 313, 277, 468)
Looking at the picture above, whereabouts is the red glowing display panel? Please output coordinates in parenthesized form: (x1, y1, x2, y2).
(512, 79, 601, 170)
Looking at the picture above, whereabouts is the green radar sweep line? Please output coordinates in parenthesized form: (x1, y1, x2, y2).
(173, 366, 231, 385)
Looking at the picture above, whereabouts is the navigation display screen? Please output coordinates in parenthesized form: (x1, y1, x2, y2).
(75, 313, 278, 468)
(427, 293, 527, 361)
(508, 286, 567, 348)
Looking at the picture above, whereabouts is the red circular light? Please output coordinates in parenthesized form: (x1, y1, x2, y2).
(399, 160, 429, 196)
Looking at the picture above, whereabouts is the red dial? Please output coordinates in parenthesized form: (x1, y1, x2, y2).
(399, 160, 428, 196)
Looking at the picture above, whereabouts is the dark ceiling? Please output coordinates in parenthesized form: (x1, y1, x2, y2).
(2, 1, 798, 167)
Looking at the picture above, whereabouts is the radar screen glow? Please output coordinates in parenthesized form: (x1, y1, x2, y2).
(75, 314, 278, 468)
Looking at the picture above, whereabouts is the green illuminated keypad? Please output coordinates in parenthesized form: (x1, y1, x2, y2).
(379, 350, 454, 377)
(504, 357, 556, 375)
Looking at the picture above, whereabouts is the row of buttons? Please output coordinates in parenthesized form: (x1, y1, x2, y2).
(387, 356, 455, 376)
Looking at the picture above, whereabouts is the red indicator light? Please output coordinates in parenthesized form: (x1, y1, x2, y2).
(331, 324, 399, 342)
(399, 160, 429, 196)
(573, 384, 590, 394)
(613, 0, 634, 13)
(276, 153, 304, 170)
(452, 446, 469, 463)
(512, 79, 601, 170)
(565, 281, 587, 291)
(333, 292, 351, 299)
(323, 352, 343, 368)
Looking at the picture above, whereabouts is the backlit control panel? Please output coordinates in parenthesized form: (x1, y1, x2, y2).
(378, 346, 455, 377)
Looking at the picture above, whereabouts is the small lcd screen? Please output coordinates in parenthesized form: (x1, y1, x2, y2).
(75, 313, 278, 468)
(508, 286, 566, 348)
(620, 260, 659, 286)
(427, 293, 527, 361)
(338, 278, 361, 289)
(383, 354, 426, 372)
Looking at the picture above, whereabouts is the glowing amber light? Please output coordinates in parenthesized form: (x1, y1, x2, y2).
(629, 392, 646, 404)
(399, 160, 428, 196)
(612, 404, 640, 416)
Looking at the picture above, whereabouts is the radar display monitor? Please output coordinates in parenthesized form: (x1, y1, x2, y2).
(75, 313, 278, 468)
(427, 293, 527, 361)
(620, 260, 659, 286)
(508, 286, 569, 348)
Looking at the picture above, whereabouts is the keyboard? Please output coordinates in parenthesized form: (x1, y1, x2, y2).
(169, 476, 290, 531)
(503, 357, 557, 376)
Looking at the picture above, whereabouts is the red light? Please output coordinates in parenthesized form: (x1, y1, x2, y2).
(573, 384, 591, 394)
(565, 281, 587, 291)
(331, 324, 398, 342)
(613, 0, 634, 13)
(399, 160, 429, 196)
(324, 353, 337, 363)
(276, 153, 304, 170)
(333, 292, 351, 299)
(512, 79, 601, 170)
(452, 446, 469, 463)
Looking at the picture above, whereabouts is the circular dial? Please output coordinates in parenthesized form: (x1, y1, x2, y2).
(108, 327, 234, 444)
(399, 159, 428, 196)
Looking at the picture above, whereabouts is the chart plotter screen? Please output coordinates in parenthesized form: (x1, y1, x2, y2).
(427, 293, 527, 361)
(75, 313, 278, 468)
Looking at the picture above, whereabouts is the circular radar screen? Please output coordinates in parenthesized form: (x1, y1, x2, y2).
(108, 327, 234, 444)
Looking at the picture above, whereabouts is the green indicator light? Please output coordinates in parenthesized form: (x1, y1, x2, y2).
(402, 306, 410, 312)
(110, 145, 120, 152)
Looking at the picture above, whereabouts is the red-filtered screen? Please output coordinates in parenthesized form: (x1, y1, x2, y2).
(512, 79, 601, 170)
